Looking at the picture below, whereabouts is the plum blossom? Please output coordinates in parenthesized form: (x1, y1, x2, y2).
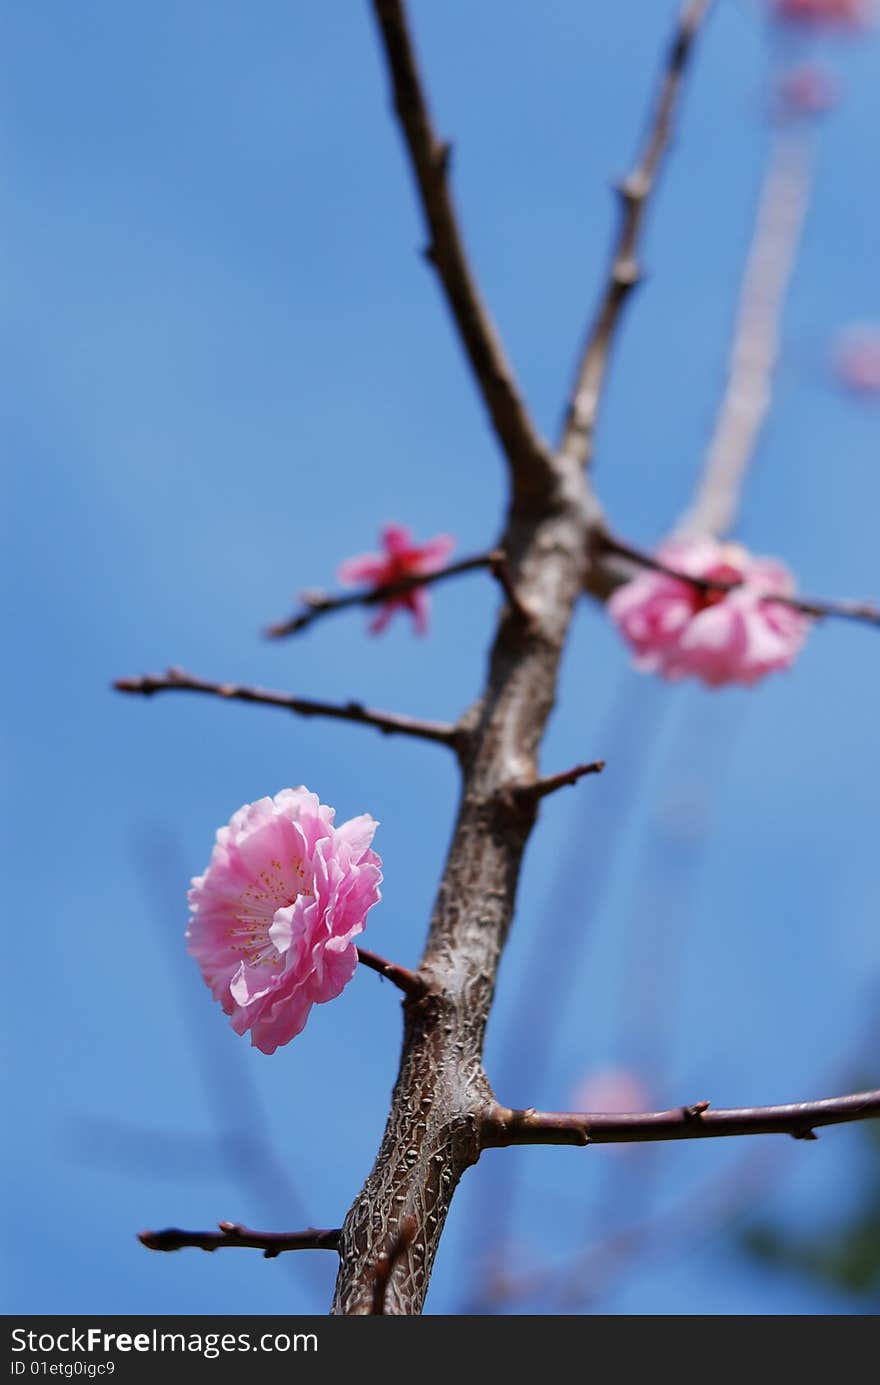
(777, 62, 838, 117)
(187, 788, 382, 1054)
(608, 536, 810, 688)
(337, 523, 455, 634)
(833, 326, 880, 397)
(571, 1068, 651, 1115)
(772, 0, 873, 29)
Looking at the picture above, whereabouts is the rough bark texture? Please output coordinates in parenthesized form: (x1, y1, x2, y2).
(331, 464, 596, 1314)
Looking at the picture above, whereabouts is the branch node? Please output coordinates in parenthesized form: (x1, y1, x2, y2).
(487, 549, 534, 624)
(513, 760, 606, 806)
(684, 1100, 711, 1120)
(434, 138, 453, 174)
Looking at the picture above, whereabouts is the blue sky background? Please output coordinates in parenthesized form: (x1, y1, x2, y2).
(3, 0, 879, 1315)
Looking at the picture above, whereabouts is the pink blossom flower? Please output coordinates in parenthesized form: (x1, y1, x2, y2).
(608, 537, 810, 688)
(187, 788, 382, 1054)
(772, 0, 873, 29)
(337, 523, 455, 634)
(777, 62, 838, 117)
(833, 326, 880, 396)
(571, 1068, 651, 1115)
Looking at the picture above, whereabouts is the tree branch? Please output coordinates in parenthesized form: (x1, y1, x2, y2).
(677, 128, 813, 537)
(600, 534, 880, 627)
(371, 0, 554, 500)
(482, 1089, 880, 1149)
(357, 946, 427, 999)
(558, 0, 712, 470)
(114, 669, 461, 747)
(265, 550, 530, 639)
(138, 1222, 341, 1258)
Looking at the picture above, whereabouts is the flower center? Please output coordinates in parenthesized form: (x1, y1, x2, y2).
(692, 560, 744, 612)
(227, 856, 310, 968)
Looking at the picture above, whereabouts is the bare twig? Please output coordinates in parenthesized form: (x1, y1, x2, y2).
(139, 1222, 341, 1258)
(371, 0, 554, 499)
(114, 669, 461, 747)
(266, 552, 498, 639)
(678, 129, 813, 537)
(482, 1089, 880, 1149)
(514, 760, 606, 805)
(558, 0, 712, 470)
(369, 1217, 418, 1315)
(357, 946, 427, 999)
(600, 534, 880, 627)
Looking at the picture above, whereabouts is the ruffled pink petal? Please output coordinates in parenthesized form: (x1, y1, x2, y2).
(335, 813, 379, 860)
(610, 534, 809, 688)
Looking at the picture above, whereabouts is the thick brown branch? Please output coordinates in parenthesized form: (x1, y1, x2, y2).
(487, 549, 534, 624)
(483, 1089, 880, 1149)
(357, 946, 427, 999)
(139, 1222, 341, 1258)
(371, 0, 554, 500)
(601, 535, 880, 627)
(331, 460, 596, 1310)
(514, 759, 606, 805)
(678, 129, 813, 537)
(114, 669, 461, 747)
(369, 1218, 418, 1315)
(558, 0, 712, 470)
(265, 552, 498, 639)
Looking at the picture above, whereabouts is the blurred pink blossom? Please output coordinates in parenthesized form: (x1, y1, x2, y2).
(834, 326, 880, 396)
(571, 1068, 652, 1115)
(777, 62, 838, 116)
(337, 523, 455, 634)
(772, 0, 873, 29)
(608, 537, 810, 688)
(187, 788, 382, 1054)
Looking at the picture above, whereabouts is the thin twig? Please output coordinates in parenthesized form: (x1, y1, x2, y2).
(558, 0, 712, 470)
(371, 0, 554, 499)
(266, 552, 497, 639)
(482, 1089, 880, 1149)
(357, 946, 427, 999)
(678, 129, 813, 537)
(114, 669, 461, 747)
(138, 1222, 341, 1258)
(600, 534, 880, 627)
(514, 760, 606, 805)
